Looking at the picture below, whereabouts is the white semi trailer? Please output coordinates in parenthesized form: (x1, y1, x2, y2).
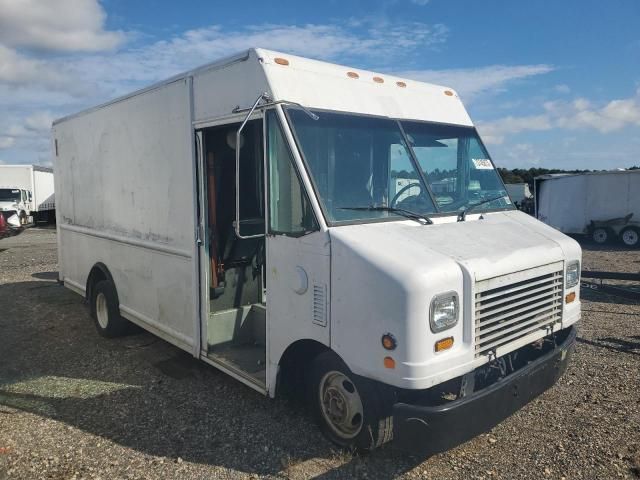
(0, 164, 55, 226)
(535, 170, 640, 247)
(53, 49, 581, 454)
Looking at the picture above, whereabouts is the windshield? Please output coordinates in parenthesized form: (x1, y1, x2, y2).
(400, 121, 511, 214)
(287, 109, 512, 224)
(287, 109, 437, 223)
(0, 189, 20, 202)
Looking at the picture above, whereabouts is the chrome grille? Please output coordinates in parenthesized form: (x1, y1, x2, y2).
(475, 265, 563, 357)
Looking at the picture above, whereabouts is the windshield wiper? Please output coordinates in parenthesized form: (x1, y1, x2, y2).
(339, 206, 433, 225)
(457, 195, 507, 222)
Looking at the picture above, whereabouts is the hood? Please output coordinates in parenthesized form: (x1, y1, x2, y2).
(0, 200, 19, 210)
(331, 210, 578, 281)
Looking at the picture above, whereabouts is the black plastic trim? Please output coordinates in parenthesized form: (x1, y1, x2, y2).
(392, 325, 577, 456)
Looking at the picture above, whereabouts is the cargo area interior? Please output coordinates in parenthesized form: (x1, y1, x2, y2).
(202, 119, 266, 387)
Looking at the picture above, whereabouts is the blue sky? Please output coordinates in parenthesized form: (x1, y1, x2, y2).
(0, 0, 638, 170)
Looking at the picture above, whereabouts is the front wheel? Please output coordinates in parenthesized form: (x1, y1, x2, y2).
(620, 227, 639, 247)
(308, 352, 395, 451)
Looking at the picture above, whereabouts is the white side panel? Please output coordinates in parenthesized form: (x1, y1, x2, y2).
(537, 176, 587, 233)
(538, 171, 640, 233)
(53, 78, 198, 352)
(32, 169, 55, 212)
(0, 166, 32, 189)
(266, 232, 331, 397)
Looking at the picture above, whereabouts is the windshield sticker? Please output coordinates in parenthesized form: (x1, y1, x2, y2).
(472, 158, 493, 170)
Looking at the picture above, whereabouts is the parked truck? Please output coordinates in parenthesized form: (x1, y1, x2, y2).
(53, 49, 581, 455)
(535, 170, 640, 247)
(0, 165, 55, 226)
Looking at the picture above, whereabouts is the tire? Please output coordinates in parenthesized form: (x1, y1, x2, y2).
(592, 227, 609, 244)
(620, 227, 639, 248)
(90, 279, 129, 337)
(308, 351, 395, 451)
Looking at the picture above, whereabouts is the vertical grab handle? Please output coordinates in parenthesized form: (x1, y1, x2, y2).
(235, 92, 270, 240)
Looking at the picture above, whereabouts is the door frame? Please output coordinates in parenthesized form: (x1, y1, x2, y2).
(195, 111, 269, 395)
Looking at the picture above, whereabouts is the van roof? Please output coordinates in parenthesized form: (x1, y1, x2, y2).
(54, 48, 473, 127)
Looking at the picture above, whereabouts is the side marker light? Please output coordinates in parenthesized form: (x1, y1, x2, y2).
(435, 337, 454, 352)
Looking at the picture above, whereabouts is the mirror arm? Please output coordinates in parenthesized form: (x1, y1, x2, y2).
(235, 92, 270, 240)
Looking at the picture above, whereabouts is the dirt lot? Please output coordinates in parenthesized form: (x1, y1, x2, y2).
(1, 228, 639, 480)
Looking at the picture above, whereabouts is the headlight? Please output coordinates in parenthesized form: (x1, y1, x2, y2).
(430, 292, 459, 333)
(566, 260, 580, 288)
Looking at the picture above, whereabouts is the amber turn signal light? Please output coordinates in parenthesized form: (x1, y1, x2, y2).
(381, 333, 397, 350)
(435, 337, 454, 352)
(383, 356, 395, 369)
(565, 292, 576, 304)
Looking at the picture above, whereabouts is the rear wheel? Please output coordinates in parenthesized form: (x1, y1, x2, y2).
(620, 227, 639, 247)
(308, 351, 395, 451)
(592, 227, 610, 244)
(91, 280, 129, 337)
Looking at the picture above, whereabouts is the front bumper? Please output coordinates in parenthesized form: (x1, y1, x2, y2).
(392, 325, 577, 456)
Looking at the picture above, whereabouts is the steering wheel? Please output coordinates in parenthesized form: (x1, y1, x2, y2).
(391, 182, 423, 207)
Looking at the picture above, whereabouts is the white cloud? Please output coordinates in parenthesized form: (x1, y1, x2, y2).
(0, 137, 15, 149)
(478, 88, 640, 145)
(1, 20, 450, 102)
(0, 0, 124, 52)
(396, 64, 554, 100)
(0, 45, 81, 95)
(24, 111, 54, 132)
(502, 143, 542, 166)
(553, 84, 571, 94)
(0, 19, 452, 165)
(477, 115, 552, 145)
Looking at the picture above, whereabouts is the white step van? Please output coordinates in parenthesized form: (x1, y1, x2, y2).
(53, 49, 581, 454)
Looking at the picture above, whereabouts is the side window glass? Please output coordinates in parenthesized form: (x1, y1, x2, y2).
(267, 110, 319, 235)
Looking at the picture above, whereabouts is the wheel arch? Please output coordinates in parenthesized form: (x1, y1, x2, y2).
(86, 262, 119, 307)
(274, 338, 332, 397)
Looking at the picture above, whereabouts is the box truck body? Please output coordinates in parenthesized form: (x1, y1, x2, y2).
(53, 49, 580, 454)
(535, 171, 640, 246)
(0, 164, 55, 225)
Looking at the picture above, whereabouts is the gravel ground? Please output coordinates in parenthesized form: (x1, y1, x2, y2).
(1, 228, 639, 480)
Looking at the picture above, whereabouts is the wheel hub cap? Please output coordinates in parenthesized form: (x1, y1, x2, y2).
(623, 230, 638, 246)
(319, 371, 364, 439)
(96, 292, 109, 329)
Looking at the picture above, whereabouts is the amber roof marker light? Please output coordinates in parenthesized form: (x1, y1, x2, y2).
(444, 90, 454, 96)
(396, 81, 407, 88)
(274, 57, 290, 66)
(347, 71, 360, 79)
(373, 76, 385, 83)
